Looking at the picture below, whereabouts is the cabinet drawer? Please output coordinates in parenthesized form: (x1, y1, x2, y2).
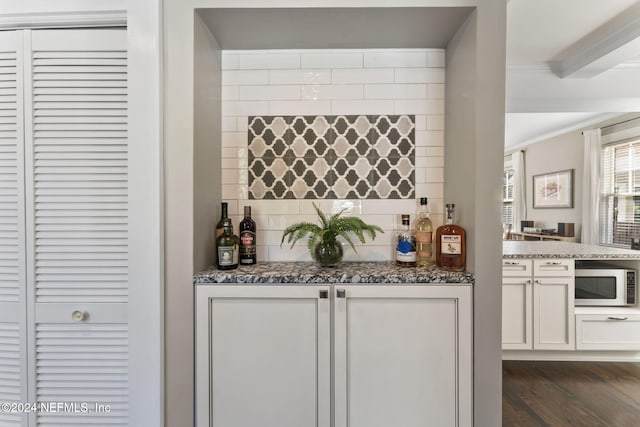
(502, 259, 532, 277)
(533, 259, 574, 277)
(576, 314, 640, 350)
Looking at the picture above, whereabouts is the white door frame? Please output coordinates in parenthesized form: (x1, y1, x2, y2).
(0, 3, 164, 427)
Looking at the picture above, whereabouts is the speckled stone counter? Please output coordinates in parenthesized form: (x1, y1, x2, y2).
(194, 262, 474, 285)
(503, 240, 640, 259)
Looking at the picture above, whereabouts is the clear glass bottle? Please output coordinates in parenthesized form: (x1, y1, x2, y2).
(239, 206, 256, 265)
(396, 214, 416, 267)
(216, 218, 239, 270)
(415, 197, 434, 267)
(435, 204, 466, 272)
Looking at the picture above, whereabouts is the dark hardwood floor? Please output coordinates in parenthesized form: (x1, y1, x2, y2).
(503, 361, 640, 427)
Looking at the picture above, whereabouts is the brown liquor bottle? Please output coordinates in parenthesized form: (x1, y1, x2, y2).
(435, 204, 466, 271)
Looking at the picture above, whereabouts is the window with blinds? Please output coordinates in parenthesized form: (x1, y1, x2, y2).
(503, 168, 514, 225)
(600, 139, 640, 246)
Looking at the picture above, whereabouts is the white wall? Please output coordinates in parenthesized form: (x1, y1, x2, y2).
(221, 48, 446, 262)
(520, 131, 583, 235)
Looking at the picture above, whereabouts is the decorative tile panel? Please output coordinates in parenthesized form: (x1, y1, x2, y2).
(248, 115, 415, 199)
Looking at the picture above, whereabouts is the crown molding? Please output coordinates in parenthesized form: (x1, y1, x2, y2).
(0, 10, 126, 29)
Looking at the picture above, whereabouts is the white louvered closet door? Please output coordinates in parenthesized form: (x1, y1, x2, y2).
(24, 28, 129, 427)
(0, 30, 27, 427)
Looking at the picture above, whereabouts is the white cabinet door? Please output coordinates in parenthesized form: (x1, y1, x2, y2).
(0, 30, 27, 427)
(534, 277, 575, 350)
(333, 285, 472, 427)
(195, 285, 331, 427)
(502, 277, 533, 350)
(24, 28, 130, 427)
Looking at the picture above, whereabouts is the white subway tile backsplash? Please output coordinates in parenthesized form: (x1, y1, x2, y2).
(238, 53, 300, 70)
(269, 69, 331, 85)
(426, 167, 444, 183)
(222, 184, 248, 200)
(300, 199, 364, 215)
(427, 115, 445, 130)
(222, 101, 269, 116)
(364, 84, 427, 100)
(332, 68, 394, 84)
(238, 85, 301, 101)
(222, 131, 247, 148)
(414, 115, 428, 131)
(416, 130, 444, 147)
(426, 147, 445, 157)
(268, 214, 318, 231)
(221, 54, 239, 70)
(222, 85, 239, 100)
(268, 245, 312, 262)
(414, 157, 428, 168)
(422, 183, 444, 198)
(301, 52, 363, 69)
(222, 69, 269, 85)
(427, 50, 446, 67)
(222, 169, 239, 185)
(221, 147, 236, 159)
(331, 99, 395, 115)
(424, 156, 445, 168)
(395, 99, 444, 115)
(236, 117, 248, 132)
(222, 117, 237, 132)
(395, 68, 445, 84)
(248, 199, 300, 215)
(269, 100, 331, 115)
(364, 51, 427, 68)
(427, 83, 445, 99)
(301, 84, 364, 100)
(361, 199, 417, 215)
(220, 48, 445, 261)
(343, 246, 393, 262)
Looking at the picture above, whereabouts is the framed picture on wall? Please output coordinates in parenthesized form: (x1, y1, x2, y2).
(533, 169, 574, 209)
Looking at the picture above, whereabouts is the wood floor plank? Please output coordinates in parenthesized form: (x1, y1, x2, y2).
(503, 361, 640, 427)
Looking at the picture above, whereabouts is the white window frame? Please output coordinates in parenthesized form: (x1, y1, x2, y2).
(600, 139, 640, 248)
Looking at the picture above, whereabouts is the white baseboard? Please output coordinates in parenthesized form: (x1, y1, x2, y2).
(503, 350, 640, 362)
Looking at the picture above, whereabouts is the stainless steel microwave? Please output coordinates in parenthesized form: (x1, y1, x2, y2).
(575, 262, 636, 306)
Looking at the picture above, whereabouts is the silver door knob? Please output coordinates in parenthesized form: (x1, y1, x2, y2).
(72, 310, 88, 322)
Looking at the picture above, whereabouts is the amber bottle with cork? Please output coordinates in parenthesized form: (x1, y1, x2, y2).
(435, 204, 466, 271)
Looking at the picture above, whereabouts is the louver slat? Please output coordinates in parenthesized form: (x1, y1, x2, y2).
(32, 45, 128, 304)
(0, 38, 21, 305)
(36, 323, 128, 426)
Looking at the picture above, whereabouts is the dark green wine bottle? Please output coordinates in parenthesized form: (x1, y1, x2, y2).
(216, 219, 238, 270)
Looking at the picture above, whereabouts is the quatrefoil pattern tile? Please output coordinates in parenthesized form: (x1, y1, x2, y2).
(248, 115, 415, 199)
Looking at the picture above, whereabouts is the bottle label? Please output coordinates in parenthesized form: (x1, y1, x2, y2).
(441, 235, 461, 254)
(396, 240, 416, 262)
(218, 245, 238, 266)
(415, 231, 432, 244)
(240, 231, 256, 253)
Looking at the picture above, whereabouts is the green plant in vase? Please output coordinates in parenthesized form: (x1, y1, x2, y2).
(281, 202, 384, 267)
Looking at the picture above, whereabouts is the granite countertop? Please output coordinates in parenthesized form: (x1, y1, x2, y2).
(194, 262, 474, 285)
(503, 240, 640, 259)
